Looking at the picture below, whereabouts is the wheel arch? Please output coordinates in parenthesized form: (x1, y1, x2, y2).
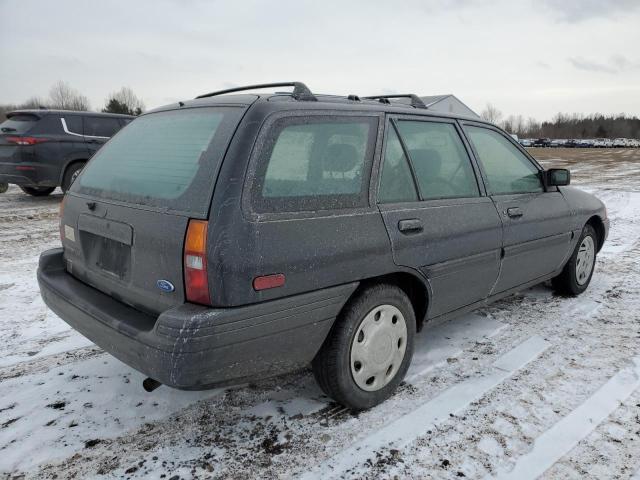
(352, 271, 431, 332)
(58, 158, 87, 186)
(586, 215, 605, 252)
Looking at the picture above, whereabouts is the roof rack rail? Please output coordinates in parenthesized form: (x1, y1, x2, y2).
(363, 94, 427, 109)
(196, 82, 317, 101)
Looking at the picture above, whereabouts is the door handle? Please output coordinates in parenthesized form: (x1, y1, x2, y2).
(398, 218, 423, 234)
(507, 207, 523, 218)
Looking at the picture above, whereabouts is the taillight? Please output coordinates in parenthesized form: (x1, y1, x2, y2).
(184, 219, 210, 305)
(6, 136, 50, 145)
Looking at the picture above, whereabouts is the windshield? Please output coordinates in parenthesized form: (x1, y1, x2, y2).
(1, 114, 39, 134)
(73, 106, 244, 216)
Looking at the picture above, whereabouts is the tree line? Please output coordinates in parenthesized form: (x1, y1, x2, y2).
(0, 81, 145, 119)
(481, 103, 640, 140)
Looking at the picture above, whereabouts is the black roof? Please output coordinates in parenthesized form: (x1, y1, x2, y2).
(8, 109, 134, 119)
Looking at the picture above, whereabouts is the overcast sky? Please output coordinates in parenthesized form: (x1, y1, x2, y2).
(1, 0, 639, 121)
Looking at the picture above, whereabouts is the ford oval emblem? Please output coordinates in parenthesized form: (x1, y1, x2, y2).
(156, 279, 175, 293)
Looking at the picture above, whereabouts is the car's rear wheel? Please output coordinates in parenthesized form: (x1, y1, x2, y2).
(312, 284, 415, 410)
(0, 182, 8, 194)
(19, 186, 56, 196)
(62, 162, 85, 192)
(552, 224, 597, 295)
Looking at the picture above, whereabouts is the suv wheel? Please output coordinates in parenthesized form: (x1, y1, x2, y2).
(552, 224, 597, 295)
(62, 162, 85, 192)
(312, 284, 415, 410)
(20, 186, 56, 197)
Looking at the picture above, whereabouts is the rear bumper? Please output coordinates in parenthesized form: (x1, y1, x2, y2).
(0, 161, 59, 187)
(37, 248, 356, 389)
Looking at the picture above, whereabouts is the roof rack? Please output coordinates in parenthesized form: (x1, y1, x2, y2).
(196, 82, 317, 101)
(363, 94, 427, 109)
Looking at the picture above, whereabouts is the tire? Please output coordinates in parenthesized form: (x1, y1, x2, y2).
(552, 224, 597, 296)
(312, 284, 416, 410)
(0, 182, 8, 194)
(61, 162, 85, 192)
(19, 186, 56, 197)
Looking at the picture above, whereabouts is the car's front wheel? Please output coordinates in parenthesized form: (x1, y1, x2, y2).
(312, 284, 415, 410)
(552, 224, 598, 295)
(19, 186, 56, 197)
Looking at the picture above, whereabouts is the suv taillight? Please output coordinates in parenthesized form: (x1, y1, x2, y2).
(184, 219, 211, 305)
(6, 136, 50, 145)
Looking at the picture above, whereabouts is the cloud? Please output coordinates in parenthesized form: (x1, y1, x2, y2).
(540, 0, 640, 22)
(568, 55, 640, 74)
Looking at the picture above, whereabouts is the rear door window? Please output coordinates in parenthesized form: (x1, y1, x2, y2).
(378, 126, 419, 203)
(73, 107, 245, 216)
(251, 115, 378, 213)
(84, 116, 122, 137)
(1, 114, 39, 134)
(395, 120, 480, 200)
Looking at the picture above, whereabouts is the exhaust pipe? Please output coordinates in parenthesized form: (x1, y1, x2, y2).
(143, 377, 162, 392)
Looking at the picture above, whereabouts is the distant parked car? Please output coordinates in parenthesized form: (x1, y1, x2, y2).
(612, 138, 627, 148)
(37, 82, 609, 410)
(0, 109, 133, 196)
(550, 139, 566, 147)
(565, 139, 579, 148)
(533, 138, 552, 147)
(519, 138, 533, 147)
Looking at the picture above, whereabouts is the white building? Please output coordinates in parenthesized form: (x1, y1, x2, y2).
(420, 94, 479, 118)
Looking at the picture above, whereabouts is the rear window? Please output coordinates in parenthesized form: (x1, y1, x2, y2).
(73, 107, 244, 216)
(251, 115, 378, 213)
(1, 114, 39, 134)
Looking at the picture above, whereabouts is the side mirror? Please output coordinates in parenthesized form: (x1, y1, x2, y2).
(546, 168, 570, 186)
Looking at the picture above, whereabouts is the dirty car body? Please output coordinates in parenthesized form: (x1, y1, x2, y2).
(37, 83, 608, 407)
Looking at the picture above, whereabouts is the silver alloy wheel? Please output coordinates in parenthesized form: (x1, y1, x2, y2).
(576, 235, 595, 285)
(350, 304, 408, 392)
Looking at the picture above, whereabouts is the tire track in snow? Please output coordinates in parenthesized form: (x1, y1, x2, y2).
(489, 357, 640, 480)
(301, 336, 550, 479)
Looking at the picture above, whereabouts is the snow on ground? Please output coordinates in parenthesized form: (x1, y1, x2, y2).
(1, 149, 640, 479)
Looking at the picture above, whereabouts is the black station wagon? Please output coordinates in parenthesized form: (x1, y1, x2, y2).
(37, 82, 608, 409)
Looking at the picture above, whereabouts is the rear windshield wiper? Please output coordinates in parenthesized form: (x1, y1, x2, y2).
(1, 127, 17, 132)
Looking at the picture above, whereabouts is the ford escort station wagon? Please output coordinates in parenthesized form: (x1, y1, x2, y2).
(37, 82, 608, 409)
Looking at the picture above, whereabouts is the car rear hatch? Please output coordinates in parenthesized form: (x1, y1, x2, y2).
(61, 105, 247, 316)
(0, 112, 42, 162)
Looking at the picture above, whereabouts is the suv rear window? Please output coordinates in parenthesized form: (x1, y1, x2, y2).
(1, 114, 39, 134)
(251, 115, 378, 213)
(73, 107, 244, 216)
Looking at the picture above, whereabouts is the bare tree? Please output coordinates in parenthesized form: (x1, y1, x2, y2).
(21, 96, 48, 109)
(103, 87, 145, 115)
(48, 81, 90, 111)
(480, 103, 503, 124)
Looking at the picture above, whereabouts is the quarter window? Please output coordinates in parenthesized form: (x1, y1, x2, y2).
(84, 117, 122, 137)
(465, 126, 543, 195)
(395, 121, 479, 200)
(62, 116, 83, 135)
(253, 116, 377, 213)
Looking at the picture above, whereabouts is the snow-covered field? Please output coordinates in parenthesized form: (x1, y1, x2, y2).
(1, 149, 639, 479)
